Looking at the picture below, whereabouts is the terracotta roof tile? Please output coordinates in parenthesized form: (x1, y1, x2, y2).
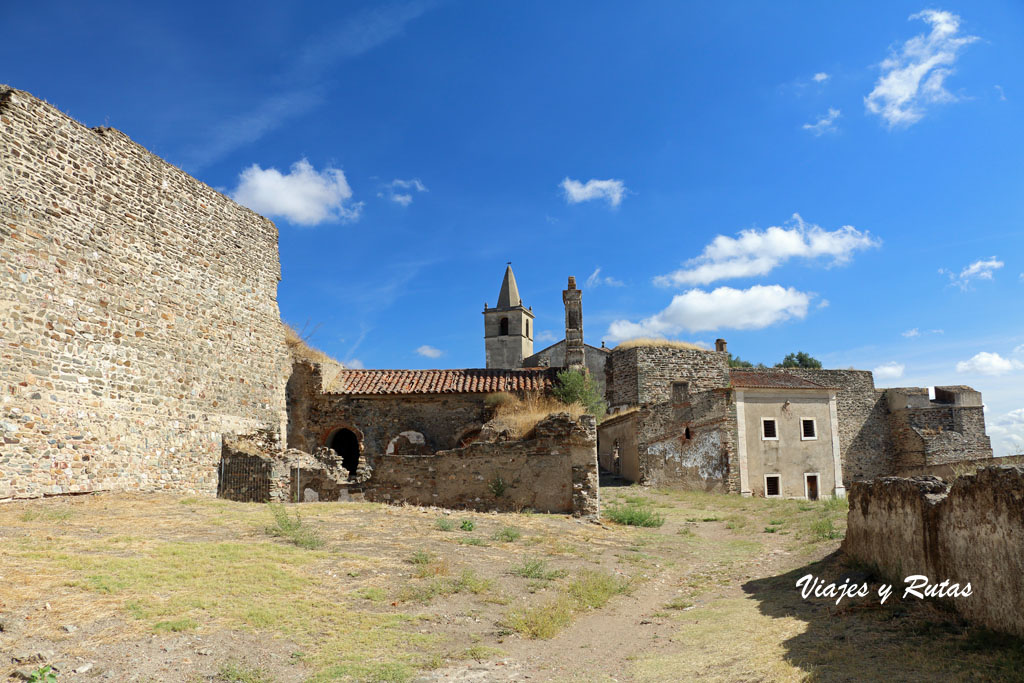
(331, 368, 558, 395)
(729, 370, 829, 390)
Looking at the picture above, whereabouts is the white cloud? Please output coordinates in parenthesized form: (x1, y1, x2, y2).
(232, 158, 362, 226)
(813, 72, 830, 83)
(345, 358, 365, 369)
(606, 285, 811, 340)
(585, 267, 624, 288)
(995, 85, 1007, 101)
(817, 299, 830, 309)
(956, 352, 1024, 376)
(561, 178, 627, 207)
(380, 178, 428, 206)
(865, 9, 978, 128)
(803, 108, 841, 135)
(988, 408, 1024, 456)
(902, 328, 921, 338)
(939, 257, 1004, 290)
(415, 345, 443, 359)
(873, 361, 906, 380)
(655, 214, 879, 287)
(1014, 344, 1024, 355)
(535, 330, 559, 343)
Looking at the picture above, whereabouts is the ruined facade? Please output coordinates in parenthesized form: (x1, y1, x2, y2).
(598, 343, 994, 497)
(1, 86, 290, 500)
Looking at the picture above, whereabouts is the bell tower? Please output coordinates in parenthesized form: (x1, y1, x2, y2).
(483, 264, 534, 369)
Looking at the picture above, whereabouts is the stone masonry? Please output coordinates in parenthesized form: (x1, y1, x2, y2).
(844, 467, 1024, 638)
(0, 86, 291, 499)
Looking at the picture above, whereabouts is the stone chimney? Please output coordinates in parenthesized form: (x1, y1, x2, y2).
(715, 338, 728, 353)
(563, 276, 585, 370)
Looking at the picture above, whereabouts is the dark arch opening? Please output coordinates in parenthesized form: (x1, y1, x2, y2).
(685, 427, 692, 440)
(500, 317, 509, 336)
(329, 428, 360, 476)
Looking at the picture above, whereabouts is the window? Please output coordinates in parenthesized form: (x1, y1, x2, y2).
(499, 317, 509, 336)
(761, 418, 778, 440)
(801, 418, 817, 440)
(684, 427, 692, 440)
(526, 320, 530, 338)
(765, 474, 781, 497)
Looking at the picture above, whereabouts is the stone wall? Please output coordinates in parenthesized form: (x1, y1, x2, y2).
(363, 413, 599, 516)
(0, 86, 290, 500)
(522, 341, 609, 398)
(777, 369, 894, 484)
(844, 467, 1024, 638)
(606, 346, 730, 408)
(888, 404, 992, 468)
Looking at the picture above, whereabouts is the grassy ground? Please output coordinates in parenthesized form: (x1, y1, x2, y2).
(0, 488, 1021, 682)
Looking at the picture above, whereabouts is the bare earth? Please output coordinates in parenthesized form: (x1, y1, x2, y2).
(1, 486, 1022, 682)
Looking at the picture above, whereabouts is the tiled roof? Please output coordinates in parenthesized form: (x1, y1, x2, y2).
(729, 370, 829, 390)
(330, 368, 558, 395)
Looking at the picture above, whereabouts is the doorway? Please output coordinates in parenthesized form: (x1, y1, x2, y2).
(805, 474, 820, 501)
(328, 428, 361, 476)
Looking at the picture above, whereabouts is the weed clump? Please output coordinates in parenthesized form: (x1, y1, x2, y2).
(265, 503, 325, 549)
(435, 517, 455, 531)
(604, 501, 665, 528)
(511, 558, 566, 581)
(492, 526, 521, 543)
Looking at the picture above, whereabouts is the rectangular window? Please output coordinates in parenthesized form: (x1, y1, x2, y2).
(762, 418, 778, 440)
(765, 474, 781, 497)
(801, 418, 817, 440)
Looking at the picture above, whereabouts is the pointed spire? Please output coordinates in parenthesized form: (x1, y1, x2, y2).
(497, 264, 522, 308)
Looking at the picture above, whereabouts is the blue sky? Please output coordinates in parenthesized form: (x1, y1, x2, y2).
(3, 2, 1022, 454)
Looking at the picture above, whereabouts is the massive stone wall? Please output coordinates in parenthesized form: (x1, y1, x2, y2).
(844, 467, 1024, 638)
(606, 346, 730, 408)
(888, 404, 992, 468)
(363, 413, 599, 516)
(777, 369, 894, 484)
(0, 86, 290, 499)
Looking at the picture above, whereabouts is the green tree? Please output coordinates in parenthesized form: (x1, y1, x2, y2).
(553, 368, 607, 420)
(775, 351, 822, 369)
(727, 353, 753, 368)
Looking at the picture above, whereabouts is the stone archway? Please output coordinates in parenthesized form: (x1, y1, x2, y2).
(327, 428, 361, 475)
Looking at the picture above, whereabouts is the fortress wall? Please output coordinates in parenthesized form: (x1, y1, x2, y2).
(606, 346, 729, 407)
(0, 86, 290, 499)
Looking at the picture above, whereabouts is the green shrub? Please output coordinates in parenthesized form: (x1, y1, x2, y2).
(265, 503, 324, 549)
(435, 517, 455, 531)
(488, 476, 508, 498)
(553, 368, 607, 420)
(511, 558, 566, 581)
(27, 666, 57, 683)
(604, 502, 665, 528)
(460, 519, 475, 532)
(810, 517, 842, 540)
(492, 526, 521, 543)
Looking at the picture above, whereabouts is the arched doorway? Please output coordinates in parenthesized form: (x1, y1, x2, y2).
(328, 428, 360, 476)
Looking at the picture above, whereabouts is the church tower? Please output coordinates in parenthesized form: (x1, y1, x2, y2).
(483, 265, 534, 369)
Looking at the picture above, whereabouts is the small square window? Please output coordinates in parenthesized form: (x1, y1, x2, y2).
(801, 419, 817, 440)
(765, 475, 781, 497)
(762, 418, 778, 440)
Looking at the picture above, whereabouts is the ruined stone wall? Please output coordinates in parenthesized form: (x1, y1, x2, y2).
(844, 467, 1024, 638)
(888, 404, 992, 468)
(777, 369, 894, 484)
(363, 414, 599, 516)
(606, 346, 729, 408)
(0, 86, 290, 499)
(286, 361, 489, 469)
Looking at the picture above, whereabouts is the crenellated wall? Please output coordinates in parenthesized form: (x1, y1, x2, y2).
(0, 86, 290, 499)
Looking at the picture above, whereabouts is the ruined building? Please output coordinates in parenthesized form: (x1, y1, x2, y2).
(597, 340, 995, 498)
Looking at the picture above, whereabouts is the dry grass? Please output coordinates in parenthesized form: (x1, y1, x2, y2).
(614, 337, 706, 351)
(488, 392, 587, 439)
(284, 322, 338, 366)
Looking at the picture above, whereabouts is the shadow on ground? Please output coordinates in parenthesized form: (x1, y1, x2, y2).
(742, 550, 1024, 682)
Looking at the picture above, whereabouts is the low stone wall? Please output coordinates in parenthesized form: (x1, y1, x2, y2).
(895, 454, 1024, 478)
(843, 466, 1024, 637)
(363, 413, 599, 516)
